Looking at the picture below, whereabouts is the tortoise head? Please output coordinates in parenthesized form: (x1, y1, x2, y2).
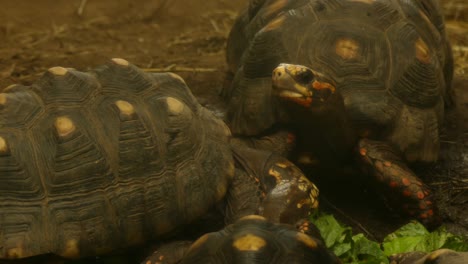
(272, 63, 336, 108)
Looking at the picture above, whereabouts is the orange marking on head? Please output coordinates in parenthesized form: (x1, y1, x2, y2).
(417, 191, 425, 200)
(359, 148, 367, 156)
(383, 161, 392, 167)
(389, 181, 399, 188)
(401, 178, 411, 186)
(268, 168, 282, 183)
(312, 81, 336, 93)
(403, 190, 412, 197)
(335, 38, 360, 60)
(427, 209, 434, 216)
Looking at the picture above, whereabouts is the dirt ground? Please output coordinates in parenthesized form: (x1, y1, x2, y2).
(0, 0, 467, 257)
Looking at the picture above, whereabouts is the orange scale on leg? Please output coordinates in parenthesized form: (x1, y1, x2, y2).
(359, 148, 367, 156)
(417, 191, 425, 200)
(401, 178, 411, 186)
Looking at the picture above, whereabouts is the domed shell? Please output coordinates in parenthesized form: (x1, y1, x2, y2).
(225, 0, 452, 162)
(180, 215, 340, 264)
(0, 59, 234, 259)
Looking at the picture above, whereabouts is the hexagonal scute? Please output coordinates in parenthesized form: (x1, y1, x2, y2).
(94, 58, 154, 94)
(32, 67, 99, 104)
(179, 217, 341, 264)
(0, 90, 44, 129)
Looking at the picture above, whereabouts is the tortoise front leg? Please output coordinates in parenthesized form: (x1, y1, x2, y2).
(355, 139, 441, 229)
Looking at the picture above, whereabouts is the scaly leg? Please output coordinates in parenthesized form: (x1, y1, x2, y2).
(356, 139, 441, 229)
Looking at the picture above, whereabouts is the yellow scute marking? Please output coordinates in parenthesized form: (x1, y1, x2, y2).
(166, 97, 185, 114)
(296, 232, 318, 249)
(48, 66, 68, 76)
(415, 37, 431, 64)
(239, 215, 266, 221)
(111, 58, 130, 66)
(7, 247, 24, 258)
(62, 239, 80, 258)
(0, 136, 8, 153)
(115, 100, 135, 116)
(233, 234, 266, 251)
(55, 116, 76, 137)
(335, 38, 360, 60)
(0, 93, 7, 105)
(168, 72, 186, 84)
(188, 233, 210, 252)
(263, 16, 285, 32)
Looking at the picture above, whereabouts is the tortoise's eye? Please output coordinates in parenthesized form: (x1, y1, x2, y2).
(295, 70, 314, 84)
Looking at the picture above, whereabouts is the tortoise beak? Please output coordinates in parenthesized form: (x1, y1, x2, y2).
(272, 64, 335, 107)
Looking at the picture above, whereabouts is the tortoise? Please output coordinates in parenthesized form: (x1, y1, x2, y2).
(0, 58, 320, 260)
(389, 249, 468, 264)
(142, 215, 341, 264)
(222, 0, 453, 228)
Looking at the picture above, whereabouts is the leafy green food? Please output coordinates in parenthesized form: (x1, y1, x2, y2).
(311, 214, 468, 264)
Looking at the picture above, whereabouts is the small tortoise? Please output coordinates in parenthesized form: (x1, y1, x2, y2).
(389, 249, 468, 264)
(142, 215, 341, 264)
(223, 0, 453, 227)
(0, 59, 319, 260)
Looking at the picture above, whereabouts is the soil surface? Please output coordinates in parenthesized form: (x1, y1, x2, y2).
(0, 0, 467, 262)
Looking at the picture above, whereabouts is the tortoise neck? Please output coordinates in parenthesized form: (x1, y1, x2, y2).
(288, 94, 357, 166)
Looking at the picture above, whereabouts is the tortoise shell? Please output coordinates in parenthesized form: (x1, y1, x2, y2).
(224, 0, 453, 163)
(178, 215, 341, 264)
(0, 59, 234, 259)
(389, 249, 468, 264)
